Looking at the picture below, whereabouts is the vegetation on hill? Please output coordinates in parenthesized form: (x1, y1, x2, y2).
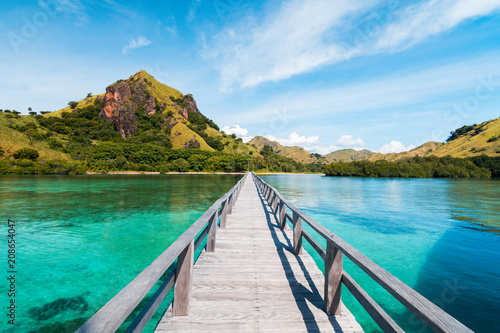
(322, 156, 497, 178)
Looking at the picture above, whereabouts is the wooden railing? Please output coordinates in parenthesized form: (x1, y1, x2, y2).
(252, 173, 473, 333)
(77, 173, 248, 333)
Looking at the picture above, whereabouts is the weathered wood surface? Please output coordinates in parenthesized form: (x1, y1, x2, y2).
(156, 177, 362, 332)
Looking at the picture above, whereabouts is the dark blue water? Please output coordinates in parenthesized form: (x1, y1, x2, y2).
(261, 175, 500, 333)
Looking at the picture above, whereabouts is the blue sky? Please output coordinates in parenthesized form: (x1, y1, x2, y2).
(1, 0, 500, 154)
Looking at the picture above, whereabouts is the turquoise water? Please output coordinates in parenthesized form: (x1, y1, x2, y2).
(0, 175, 241, 332)
(261, 175, 500, 333)
(1, 175, 498, 332)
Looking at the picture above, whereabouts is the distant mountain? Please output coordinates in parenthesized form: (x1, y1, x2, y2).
(248, 136, 325, 164)
(324, 149, 374, 163)
(366, 142, 443, 162)
(248, 136, 374, 164)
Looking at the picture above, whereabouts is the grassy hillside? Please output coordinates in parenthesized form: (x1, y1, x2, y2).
(0, 113, 70, 160)
(432, 117, 500, 157)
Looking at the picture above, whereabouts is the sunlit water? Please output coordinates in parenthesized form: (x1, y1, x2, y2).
(1, 174, 498, 332)
(261, 174, 500, 333)
(0, 175, 241, 332)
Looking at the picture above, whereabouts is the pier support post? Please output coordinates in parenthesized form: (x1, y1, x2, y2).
(173, 240, 194, 316)
(324, 240, 342, 316)
(293, 212, 303, 255)
(207, 211, 217, 252)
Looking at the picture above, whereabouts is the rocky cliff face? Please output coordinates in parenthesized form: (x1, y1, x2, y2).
(99, 77, 164, 138)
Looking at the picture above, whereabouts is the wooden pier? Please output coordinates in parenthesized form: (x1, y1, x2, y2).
(155, 172, 362, 332)
(77, 172, 473, 333)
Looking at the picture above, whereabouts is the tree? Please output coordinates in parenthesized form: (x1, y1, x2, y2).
(13, 148, 39, 160)
(4, 109, 11, 113)
(40, 111, 51, 115)
(28, 107, 32, 112)
(68, 101, 78, 109)
(29, 111, 37, 116)
(0, 146, 5, 157)
(12, 110, 20, 117)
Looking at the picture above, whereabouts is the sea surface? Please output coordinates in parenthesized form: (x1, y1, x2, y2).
(0, 174, 498, 332)
(0, 174, 241, 332)
(261, 174, 500, 333)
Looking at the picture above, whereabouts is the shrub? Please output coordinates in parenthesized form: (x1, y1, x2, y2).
(13, 148, 39, 160)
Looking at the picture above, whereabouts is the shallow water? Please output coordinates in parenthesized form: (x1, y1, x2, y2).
(0, 174, 240, 332)
(261, 174, 500, 333)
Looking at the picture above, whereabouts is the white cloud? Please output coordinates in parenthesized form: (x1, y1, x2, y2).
(122, 36, 152, 55)
(221, 125, 254, 142)
(374, 0, 500, 51)
(379, 141, 416, 154)
(336, 135, 365, 149)
(219, 53, 500, 127)
(265, 132, 320, 147)
(204, 0, 500, 88)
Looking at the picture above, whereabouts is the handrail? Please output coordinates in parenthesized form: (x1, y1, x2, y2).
(77, 173, 249, 333)
(251, 173, 473, 333)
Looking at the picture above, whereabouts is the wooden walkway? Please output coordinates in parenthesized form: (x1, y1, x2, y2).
(155, 177, 363, 332)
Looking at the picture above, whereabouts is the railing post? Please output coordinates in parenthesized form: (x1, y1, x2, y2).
(279, 200, 286, 230)
(173, 240, 194, 316)
(206, 211, 217, 252)
(293, 211, 303, 255)
(324, 241, 342, 316)
(272, 194, 279, 214)
(220, 201, 228, 229)
(228, 193, 234, 214)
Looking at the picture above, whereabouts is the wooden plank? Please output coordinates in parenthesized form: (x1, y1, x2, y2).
(126, 270, 175, 333)
(325, 241, 342, 316)
(342, 271, 404, 333)
(303, 230, 326, 260)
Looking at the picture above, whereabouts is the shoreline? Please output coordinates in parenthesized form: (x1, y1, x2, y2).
(85, 171, 323, 175)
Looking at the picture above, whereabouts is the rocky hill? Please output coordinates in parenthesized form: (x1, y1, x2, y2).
(45, 70, 258, 155)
